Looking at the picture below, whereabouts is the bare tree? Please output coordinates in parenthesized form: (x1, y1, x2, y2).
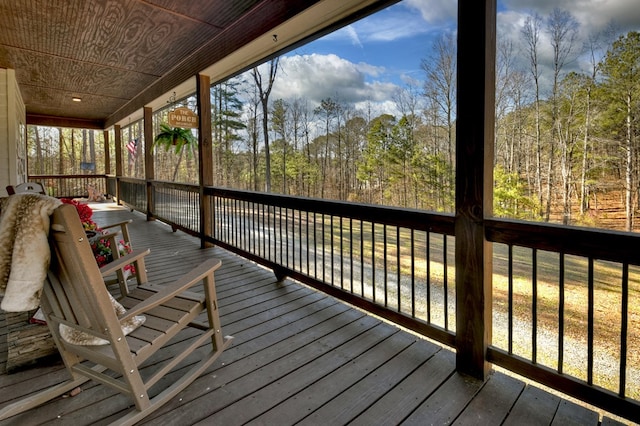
(58, 128, 65, 174)
(89, 130, 96, 170)
(251, 57, 279, 193)
(421, 32, 456, 171)
(335, 99, 345, 200)
(70, 129, 76, 174)
(496, 39, 516, 171)
(298, 98, 314, 196)
(557, 72, 583, 225)
(314, 97, 338, 198)
(393, 82, 421, 131)
(580, 23, 619, 215)
(547, 8, 579, 223)
(342, 108, 366, 201)
(271, 98, 289, 193)
(508, 70, 532, 188)
(393, 82, 422, 207)
(244, 80, 261, 191)
(522, 13, 544, 215)
(289, 97, 306, 194)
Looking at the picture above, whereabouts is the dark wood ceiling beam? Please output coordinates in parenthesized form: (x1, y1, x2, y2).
(26, 113, 104, 130)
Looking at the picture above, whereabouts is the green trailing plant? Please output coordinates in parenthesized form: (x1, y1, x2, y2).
(153, 123, 197, 154)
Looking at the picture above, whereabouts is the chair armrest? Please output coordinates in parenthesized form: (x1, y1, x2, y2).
(120, 258, 221, 321)
(100, 220, 133, 244)
(100, 219, 133, 231)
(99, 248, 150, 276)
(87, 230, 120, 245)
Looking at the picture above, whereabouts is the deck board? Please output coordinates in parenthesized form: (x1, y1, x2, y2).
(402, 371, 483, 425)
(454, 372, 525, 425)
(552, 400, 600, 426)
(0, 203, 626, 425)
(252, 331, 419, 425)
(503, 385, 561, 426)
(313, 341, 452, 426)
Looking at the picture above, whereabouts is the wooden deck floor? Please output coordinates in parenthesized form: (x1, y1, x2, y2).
(0, 203, 629, 425)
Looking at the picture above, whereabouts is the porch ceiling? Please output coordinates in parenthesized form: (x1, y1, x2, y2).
(0, 0, 390, 130)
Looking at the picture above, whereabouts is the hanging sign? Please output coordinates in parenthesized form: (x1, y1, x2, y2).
(168, 107, 199, 128)
(80, 162, 95, 171)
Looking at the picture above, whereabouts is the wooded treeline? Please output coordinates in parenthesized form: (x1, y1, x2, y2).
(27, 9, 640, 231)
(27, 126, 105, 176)
(207, 18, 640, 231)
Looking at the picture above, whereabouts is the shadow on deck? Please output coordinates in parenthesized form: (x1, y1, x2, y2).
(0, 203, 628, 425)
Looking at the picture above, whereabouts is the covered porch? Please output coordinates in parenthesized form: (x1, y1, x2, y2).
(0, 0, 639, 424)
(0, 204, 619, 425)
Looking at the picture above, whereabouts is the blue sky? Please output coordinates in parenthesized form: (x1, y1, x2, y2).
(261, 0, 640, 120)
(301, 2, 451, 85)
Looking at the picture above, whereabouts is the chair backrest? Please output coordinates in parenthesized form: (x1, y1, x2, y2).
(44, 204, 127, 349)
(7, 182, 46, 195)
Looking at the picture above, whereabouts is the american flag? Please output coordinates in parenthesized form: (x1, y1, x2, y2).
(126, 138, 138, 166)
(126, 138, 138, 156)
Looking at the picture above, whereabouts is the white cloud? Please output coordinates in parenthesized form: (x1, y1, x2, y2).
(326, 0, 450, 45)
(404, 0, 457, 24)
(354, 12, 429, 42)
(344, 25, 363, 48)
(271, 54, 398, 108)
(234, 54, 403, 142)
(500, 0, 640, 36)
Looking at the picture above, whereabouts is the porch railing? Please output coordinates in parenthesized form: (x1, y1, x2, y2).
(28, 174, 108, 198)
(33, 175, 640, 422)
(485, 219, 639, 420)
(208, 187, 457, 347)
(118, 177, 147, 213)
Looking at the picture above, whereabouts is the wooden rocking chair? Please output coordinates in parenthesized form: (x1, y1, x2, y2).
(0, 203, 233, 425)
(6, 181, 47, 195)
(88, 219, 137, 297)
(7, 182, 136, 296)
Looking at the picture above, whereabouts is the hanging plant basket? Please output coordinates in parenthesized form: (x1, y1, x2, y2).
(153, 123, 197, 154)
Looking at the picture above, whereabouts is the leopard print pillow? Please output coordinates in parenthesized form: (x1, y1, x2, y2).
(59, 293, 145, 346)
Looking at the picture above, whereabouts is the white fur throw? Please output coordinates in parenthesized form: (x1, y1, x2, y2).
(0, 193, 62, 312)
(60, 292, 146, 346)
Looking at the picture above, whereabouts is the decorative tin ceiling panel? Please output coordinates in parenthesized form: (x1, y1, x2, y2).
(0, 0, 324, 128)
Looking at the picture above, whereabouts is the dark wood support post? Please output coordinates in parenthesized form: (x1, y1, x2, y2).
(197, 73, 213, 248)
(455, 0, 496, 380)
(103, 130, 111, 175)
(143, 106, 155, 220)
(103, 129, 111, 198)
(114, 124, 123, 203)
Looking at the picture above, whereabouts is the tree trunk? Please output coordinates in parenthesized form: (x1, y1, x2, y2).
(625, 90, 633, 231)
(580, 88, 591, 215)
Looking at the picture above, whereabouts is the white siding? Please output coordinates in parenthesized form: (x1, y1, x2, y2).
(0, 68, 26, 196)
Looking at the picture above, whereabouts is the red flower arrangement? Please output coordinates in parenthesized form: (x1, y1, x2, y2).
(60, 198, 135, 276)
